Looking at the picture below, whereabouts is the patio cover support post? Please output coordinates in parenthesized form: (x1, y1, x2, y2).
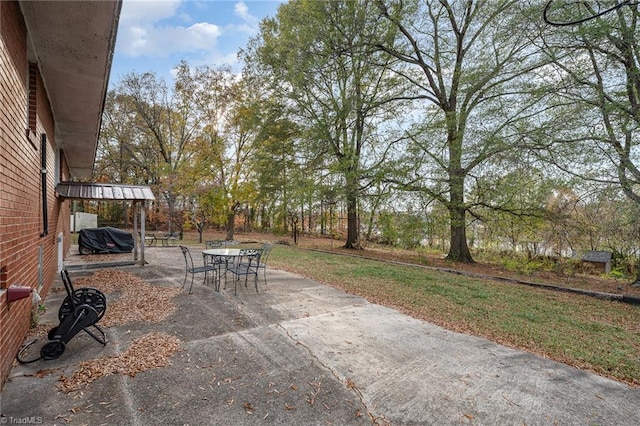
(140, 201, 146, 266)
(133, 201, 139, 262)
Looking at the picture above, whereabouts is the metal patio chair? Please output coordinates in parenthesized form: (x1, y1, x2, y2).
(256, 243, 273, 285)
(166, 231, 180, 246)
(180, 245, 218, 294)
(139, 232, 157, 247)
(205, 240, 224, 249)
(202, 250, 227, 292)
(225, 248, 263, 295)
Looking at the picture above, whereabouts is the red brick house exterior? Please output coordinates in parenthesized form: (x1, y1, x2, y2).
(0, 1, 120, 388)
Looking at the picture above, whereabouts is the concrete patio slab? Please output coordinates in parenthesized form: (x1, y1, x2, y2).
(1, 246, 638, 425)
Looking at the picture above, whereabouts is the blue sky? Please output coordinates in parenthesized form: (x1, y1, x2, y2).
(109, 0, 283, 87)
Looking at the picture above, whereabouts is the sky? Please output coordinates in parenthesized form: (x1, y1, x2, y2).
(109, 0, 283, 88)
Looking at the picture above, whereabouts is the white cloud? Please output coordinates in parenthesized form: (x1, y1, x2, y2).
(120, 22, 221, 57)
(231, 1, 260, 35)
(116, 0, 221, 58)
(183, 50, 240, 71)
(111, 0, 278, 79)
(234, 1, 250, 20)
(120, 0, 181, 24)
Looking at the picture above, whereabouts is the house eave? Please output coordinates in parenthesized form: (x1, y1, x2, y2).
(19, 0, 122, 178)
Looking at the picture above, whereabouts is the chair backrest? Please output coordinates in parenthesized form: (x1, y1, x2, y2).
(205, 240, 223, 249)
(179, 245, 194, 270)
(235, 241, 260, 247)
(239, 248, 263, 266)
(260, 244, 273, 264)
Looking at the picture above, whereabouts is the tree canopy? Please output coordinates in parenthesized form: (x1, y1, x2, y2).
(94, 0, 640, 272)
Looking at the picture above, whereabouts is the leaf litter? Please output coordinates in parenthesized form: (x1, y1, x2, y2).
(73, 269, 182, 327)
(48, 270, 183, 393)
(58, 332, 181, 393)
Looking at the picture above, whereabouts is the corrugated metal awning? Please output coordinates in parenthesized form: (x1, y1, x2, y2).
(56, 182, 155, 201)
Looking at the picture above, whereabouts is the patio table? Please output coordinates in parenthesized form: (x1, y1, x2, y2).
(202, 248, 242, 291)
(202, 248, 263, 294)
(202, 248, 242, 258)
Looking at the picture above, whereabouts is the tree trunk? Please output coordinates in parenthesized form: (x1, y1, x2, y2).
(260, 205, 268, 229)
(197, 223, 204, 243)
(445, 111, 473, 262)
(225, 211, 235, 241)
(343, 188, 362, 249)
(446, 203, 474, 263)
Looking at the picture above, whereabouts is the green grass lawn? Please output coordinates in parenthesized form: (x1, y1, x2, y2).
(269, 246, 640, 386)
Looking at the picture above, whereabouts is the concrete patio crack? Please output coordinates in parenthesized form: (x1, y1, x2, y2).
(276, 323, 390, 425)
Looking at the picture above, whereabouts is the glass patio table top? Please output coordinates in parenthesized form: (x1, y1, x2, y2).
(202, 248, 243, 257)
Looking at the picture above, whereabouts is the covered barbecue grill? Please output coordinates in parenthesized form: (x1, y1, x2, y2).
(78, 227, 134, 255)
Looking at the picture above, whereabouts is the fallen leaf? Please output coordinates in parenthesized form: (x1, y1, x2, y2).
(58, 332, 181, 393)
(33, 368, 61, 378)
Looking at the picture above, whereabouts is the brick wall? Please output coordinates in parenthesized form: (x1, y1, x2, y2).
(0, 0, 68, 389)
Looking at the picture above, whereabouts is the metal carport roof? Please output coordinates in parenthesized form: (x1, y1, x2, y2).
(56, 182, 155, 201)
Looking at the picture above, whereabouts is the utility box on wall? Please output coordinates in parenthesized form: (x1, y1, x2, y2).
(70, 212, 98, 232)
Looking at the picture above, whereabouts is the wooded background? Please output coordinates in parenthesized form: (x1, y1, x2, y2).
(82, 1, 640, 274)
